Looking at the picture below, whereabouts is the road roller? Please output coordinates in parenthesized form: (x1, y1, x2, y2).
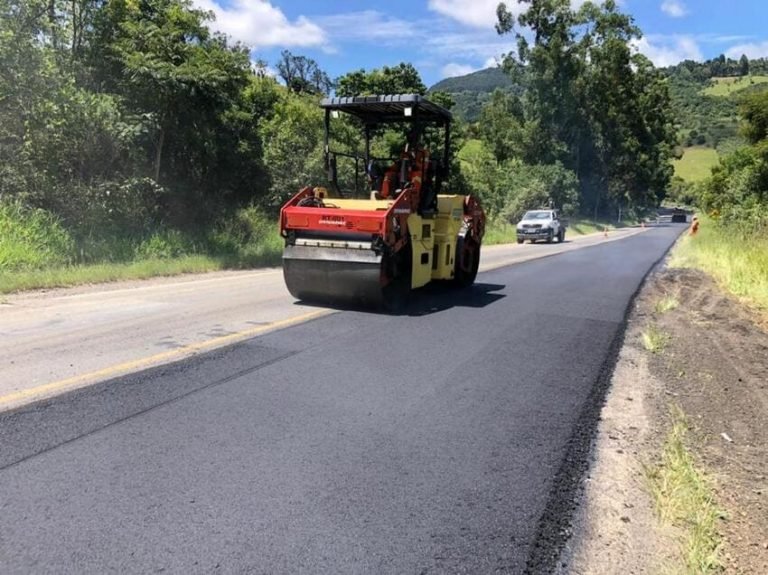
(279, 94, 485, 309)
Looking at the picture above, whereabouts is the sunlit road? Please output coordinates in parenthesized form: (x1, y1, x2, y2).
(0, 225, 681, 574)
(0, 227, 644, 410)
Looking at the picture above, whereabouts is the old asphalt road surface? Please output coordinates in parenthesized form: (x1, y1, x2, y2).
(0, 225, 682, 574)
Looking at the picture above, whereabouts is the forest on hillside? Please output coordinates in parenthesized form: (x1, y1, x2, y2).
(2, 0, 683, 274)
(663, 56, 768, 151)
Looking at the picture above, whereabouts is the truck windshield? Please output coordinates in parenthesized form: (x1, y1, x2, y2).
(523, 211, 551, 220)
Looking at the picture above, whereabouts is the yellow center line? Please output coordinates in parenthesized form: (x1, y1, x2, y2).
(0, 308, 332, 409)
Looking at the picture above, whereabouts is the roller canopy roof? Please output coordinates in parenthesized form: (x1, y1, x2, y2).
(320, 94, 452, 124)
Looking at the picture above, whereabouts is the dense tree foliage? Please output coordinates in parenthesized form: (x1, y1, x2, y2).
(1, 0, 266, 235)
(665, 55, 768, 83)
(741, 91, 768, 145)
(696, 93, 768, 230)
(661, 55, 768, 150)
(335, 63, 426, 97)
(495, 0, 676, 217)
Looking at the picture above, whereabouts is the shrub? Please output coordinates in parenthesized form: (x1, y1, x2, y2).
(500, 162, 580, 223)
(697, 142, 768, 230)
(207, 205, 282, 265)
(0, 201, 74, 270)
(135, 230, 197, 260)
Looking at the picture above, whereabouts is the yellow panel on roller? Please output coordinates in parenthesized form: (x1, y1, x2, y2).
(406, 195, 467, 287)
(428, 195, 466, 281)
(408, 213, 433, 289)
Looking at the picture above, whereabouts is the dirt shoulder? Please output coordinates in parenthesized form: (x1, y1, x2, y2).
(558, 266, 768, 574)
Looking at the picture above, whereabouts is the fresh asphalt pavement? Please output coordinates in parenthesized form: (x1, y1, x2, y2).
(0, 225, 683, 574)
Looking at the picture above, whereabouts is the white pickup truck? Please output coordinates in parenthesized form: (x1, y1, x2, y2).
(516, 210, 566, 244)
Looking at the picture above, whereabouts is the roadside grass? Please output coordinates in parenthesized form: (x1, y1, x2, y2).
(647, 406, 724, 574)
(642, 324, 670, 354)
(0, 256, 222, 293)
(669, 218, 768, 314)
(672, 147, 720, 182)
(0, 201, 75, 270)
(0, 250, 283, 294)
(703, 75, 768, 97)
(0, 202, 283, 294)
(655, 294, 681, 314)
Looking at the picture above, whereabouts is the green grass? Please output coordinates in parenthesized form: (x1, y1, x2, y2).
(642, 324, 670, 354)
(647, 406, 724, 574)
(703, 75, 768, 97)
(0, 201, 75, 270)
(673, 147, 720, 182)
(0, 203, 283, 294)
(669, 217, 768, 313)
(0, 256, 224, 293)
(655, 294, 680, 314)
(458, 138, 486, 170)
(0, 249, 283, 294)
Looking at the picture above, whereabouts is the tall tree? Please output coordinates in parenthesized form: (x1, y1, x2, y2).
(497, 0, 585, 166)
(91, 0, 251, 189)
(478, 89, 525, 164)
(739, 54, 750, 77)
(496, 0, 675, 213)
(741, 91, 768, 145)
(0, 0, 61, 200)
(276, 50, 332, 95)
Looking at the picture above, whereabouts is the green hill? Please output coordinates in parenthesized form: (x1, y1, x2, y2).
(430, 67, 515, 93)
(662, 57, 768, 151)
(430, 56, 768, 150)
(428, 67, 522, 122)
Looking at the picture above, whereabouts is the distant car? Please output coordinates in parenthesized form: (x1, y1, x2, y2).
(516, 210, 566, 244)
(671, 207, 688, 223)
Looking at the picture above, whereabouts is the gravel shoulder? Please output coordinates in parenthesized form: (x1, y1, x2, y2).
(559, 265, 768, 574)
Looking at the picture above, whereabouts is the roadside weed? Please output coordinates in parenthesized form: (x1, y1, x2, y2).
(642, 324, 670, 354)
(646, 406, 724, 574)
(655, 294, 680, 314)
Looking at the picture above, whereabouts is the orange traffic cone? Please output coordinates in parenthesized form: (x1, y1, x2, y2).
(690, 216, 700, 236)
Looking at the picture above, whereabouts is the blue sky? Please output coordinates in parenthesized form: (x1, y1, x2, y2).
(192, 1, 768, 87)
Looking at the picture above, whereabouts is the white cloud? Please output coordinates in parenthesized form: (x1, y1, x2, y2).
(316, 11, 420, 45)
(428, 0, 588, 29)
(426, 31, 512, 63)
(193, 0, 326, 49)
(632, 36, 702, 67)
(660, 1, 687, 18)
(428, 0, 509, 29)
(441, 62, 479, 78)
(726, 40, 768, 60)
(700, 34, 754, 45)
